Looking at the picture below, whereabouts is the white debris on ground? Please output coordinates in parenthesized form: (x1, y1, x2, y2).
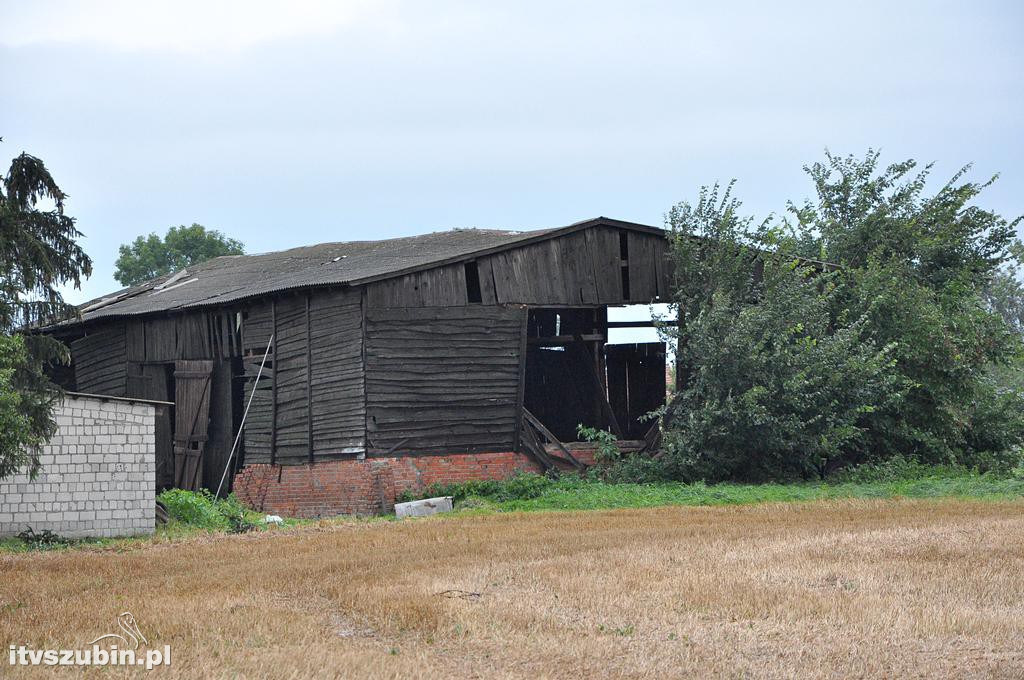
(263, 515, 284, 525)
(394, 496, 454, 518)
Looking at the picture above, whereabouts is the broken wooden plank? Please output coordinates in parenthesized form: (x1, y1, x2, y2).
(523, 408, 585, 470)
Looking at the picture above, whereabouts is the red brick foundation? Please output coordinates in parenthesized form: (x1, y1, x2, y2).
(232, 451, 544, 517)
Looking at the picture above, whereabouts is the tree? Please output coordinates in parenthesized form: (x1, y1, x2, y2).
(984, 239, 1024, 336)
(0, 145, 92, 479)
(114, 224, 244, 286)
(662, 183, 904, 481)
(661, 152, 1024, 482)
(788, 151, 1023, 468)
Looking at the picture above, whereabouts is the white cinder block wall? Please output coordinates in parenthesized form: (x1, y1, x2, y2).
(0, 394, 156, 539)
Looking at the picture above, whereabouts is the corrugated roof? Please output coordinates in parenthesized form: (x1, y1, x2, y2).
(67, 217, 664, 323)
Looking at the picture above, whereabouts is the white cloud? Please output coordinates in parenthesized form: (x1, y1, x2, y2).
(0, 0, 386, 52)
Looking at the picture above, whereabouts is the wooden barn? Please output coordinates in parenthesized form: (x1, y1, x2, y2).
(45, 217, 675, 515)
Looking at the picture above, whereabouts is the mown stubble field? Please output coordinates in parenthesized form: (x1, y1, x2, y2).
(2, 499, 1023, 678)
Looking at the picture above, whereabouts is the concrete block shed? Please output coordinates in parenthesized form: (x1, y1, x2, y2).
(41, 217, 674, 516)
(0, 393, 161, 539)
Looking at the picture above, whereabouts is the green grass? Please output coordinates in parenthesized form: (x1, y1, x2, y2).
(0, 491, 313, 554)
(0, 521, 217, 554)
(424, 470, 1024, 513)
(485, 476, 1024, 512)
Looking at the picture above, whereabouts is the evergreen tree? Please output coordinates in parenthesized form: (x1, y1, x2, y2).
(0, 144, 92, 479)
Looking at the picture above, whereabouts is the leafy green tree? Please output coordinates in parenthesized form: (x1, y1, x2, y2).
(662, 183, 904, 481)
(661, 152, 1024, 481)
(114, 224, 244, 286)
(984, 239, 1024, 336)
(0, 145, 92, 479)
(788, 152, 1023, 468)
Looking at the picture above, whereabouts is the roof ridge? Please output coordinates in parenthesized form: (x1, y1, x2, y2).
(58, 217, 662, 325)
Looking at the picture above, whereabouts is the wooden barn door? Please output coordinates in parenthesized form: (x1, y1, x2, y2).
(173, 360, 214, 491)
(605, 342, 666, 439)
(127, 363, 175, 490)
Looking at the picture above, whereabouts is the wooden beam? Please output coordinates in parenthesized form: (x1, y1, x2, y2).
(514, 306, 528, 453)
(305, 293, 314, 463)
(270, 299, 278, 466)
(595, 307, 609, 424)
(523, 408, 584, 470)
(573, 334, 622, 437)
(606, 320, 678, 329)
(528, 333, 604, 345)
(518, 415, 555, 470)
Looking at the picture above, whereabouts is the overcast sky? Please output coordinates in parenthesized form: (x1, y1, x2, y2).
(2, 0, 1022, 306)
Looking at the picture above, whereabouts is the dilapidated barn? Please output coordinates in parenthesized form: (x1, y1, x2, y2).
(46, 217, 675, 515)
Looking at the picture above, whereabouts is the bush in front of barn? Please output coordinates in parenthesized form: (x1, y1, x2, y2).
(157, 489, 258, 533)
(658, 151, 1024, 483)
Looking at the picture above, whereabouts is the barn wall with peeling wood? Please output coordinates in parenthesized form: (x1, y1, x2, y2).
(44, 217, 675, 515)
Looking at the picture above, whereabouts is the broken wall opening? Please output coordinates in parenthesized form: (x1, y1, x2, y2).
(523, 307, 668, 443)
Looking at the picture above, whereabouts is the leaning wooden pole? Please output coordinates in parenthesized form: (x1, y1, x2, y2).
(215, 334, 274, 499)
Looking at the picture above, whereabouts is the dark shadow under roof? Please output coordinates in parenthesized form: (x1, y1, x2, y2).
(68, 217, 664, 323)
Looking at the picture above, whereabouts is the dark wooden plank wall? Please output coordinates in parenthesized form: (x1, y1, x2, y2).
(71, 325, 128, 397)
(124, 312, 241, 363)
(143, 317, 177, 361)
(363, 227, 670, 308)
(365, 263, 468, 308)
(241, 289, 365, 465)
(126, 362, 175, 489)
(364, 305, 525, 454)
(239, 301, 275, 462)
(309, 289, 365, 454)
(273, 299, 310, 462)
(202, 359, 236, 489)
(606, 342, 667, 439)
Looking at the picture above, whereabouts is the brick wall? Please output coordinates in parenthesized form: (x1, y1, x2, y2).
(0, 394, 156, 539)
(234, 451, 544, 517)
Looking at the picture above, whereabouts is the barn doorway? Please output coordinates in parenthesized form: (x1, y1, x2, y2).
(173, 360, 214, 491)
(522, 307, 667, 443)
(126, 362, 176, 490)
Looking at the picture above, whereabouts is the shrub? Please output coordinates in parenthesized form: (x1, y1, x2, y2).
(660, 153, 1024, 483)
(156, 489, 257, 532)
(827, 455, 967, 484)
(577, 425, 621, 464)
(16, 527, 68, 549)
(663, 186, 903, 482)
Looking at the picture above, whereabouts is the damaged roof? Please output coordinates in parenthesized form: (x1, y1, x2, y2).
(67, 217, 663, 323)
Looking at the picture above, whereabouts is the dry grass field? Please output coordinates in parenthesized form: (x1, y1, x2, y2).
(2, 498, 1023, 678)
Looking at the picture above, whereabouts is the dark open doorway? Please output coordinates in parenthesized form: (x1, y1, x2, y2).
(127, 362, 176, 490)
(523, 307, 666, 443)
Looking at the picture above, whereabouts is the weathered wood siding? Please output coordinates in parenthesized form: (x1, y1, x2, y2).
(309, 290, 365, 454)
(71, 325, 127, 397)
(239, 301, 275, 463)
(242, 289, 365, 465)
(364, 305, 525, 454)
(273, 299, 309, 463)
(363, 226, 671, 308)
(365, 263, 468, 308)
(123, 311, 240, 364)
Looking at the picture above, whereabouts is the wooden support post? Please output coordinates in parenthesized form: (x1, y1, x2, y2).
(360, 287, 368, 459)
(305, 293, 314, 463)
(675, 304, 686, 393)
(595, 307, 609, 422)
(574, 334, 622, 437)
(270, 299, 278, 466)
(513, 306, 528, 453)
